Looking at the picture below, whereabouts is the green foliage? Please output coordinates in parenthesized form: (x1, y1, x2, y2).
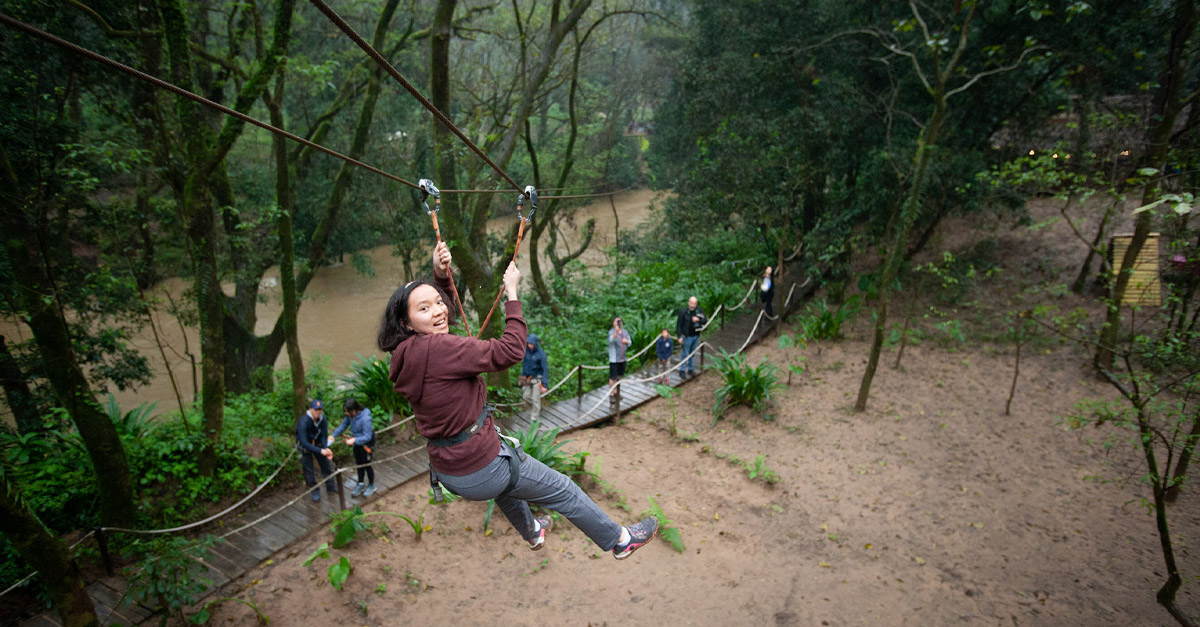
(710, 350, 781, 424)
(190, 595, 269, 625)
(328, 556, 352, 591)
(302, 543, 330, 567)
(124, 535, 218, 620)
(653, 384, 681, 438)
(330, 506, 372, 549)
(642, 496, 685, 554)
(344, 354, 413, 426)
(745, 455, 780, 484)
(776, 334, 809, 384)
(506, 421, 593, 480)
(102, 394, 159, 439)
(799, 296, 859, 341)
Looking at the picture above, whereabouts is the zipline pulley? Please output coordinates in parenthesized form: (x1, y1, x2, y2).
(517, 185, 538, 223)
(419, 178, 441, 215)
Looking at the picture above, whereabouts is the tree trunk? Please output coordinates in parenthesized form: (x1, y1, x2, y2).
(0, 335, 40, 434)
(856, 99, 946, 412)
(0, 476, 99, 627)
(1096, 0, 1197, 371)
(1135, 408, 1195, 626)
(0, 197, 136, 527)
(158, 0, 296, 473)
(1072, 201, 1113, 293)
(1166, 411, 1200, 503)
(269, 70, 307, 419)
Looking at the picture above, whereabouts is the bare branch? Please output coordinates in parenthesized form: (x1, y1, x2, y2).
(945, 45, 1043, 100)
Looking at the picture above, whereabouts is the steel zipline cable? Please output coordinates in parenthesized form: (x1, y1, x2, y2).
(308, 0, 524, 195)
(0, 14, 431, 194)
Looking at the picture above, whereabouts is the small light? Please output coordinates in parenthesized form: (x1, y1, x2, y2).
(1065, 154, 1071, 159)
(1121, 150, 1130, 156)
(1052, 153, 1059, 158)
(1029, 149, 1036, 155)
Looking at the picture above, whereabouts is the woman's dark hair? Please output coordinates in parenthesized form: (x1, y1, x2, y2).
(343, 398, 366, 414)
(376, 278, 455, 352)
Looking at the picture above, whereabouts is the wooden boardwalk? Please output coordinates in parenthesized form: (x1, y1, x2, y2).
(18, 273, 814, 627)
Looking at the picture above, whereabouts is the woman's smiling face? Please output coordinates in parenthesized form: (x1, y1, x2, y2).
(407, 284, 449, 334)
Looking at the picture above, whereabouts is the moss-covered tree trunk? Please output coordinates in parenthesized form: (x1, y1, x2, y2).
(855, 100, 945, 412)
(158, 0, 296, 473)
(0, 475, 98, 627)
(0, 156, 136, 526)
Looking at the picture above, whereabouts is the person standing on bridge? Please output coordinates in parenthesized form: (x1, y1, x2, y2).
(607, 317, 631, 402)
(760, 266, 776, 318)
(378, 242, 657, 559)
(675, 296, 706, 378)
(519, 334, 550, 420)
(296, 399, 338, 503)
(329, 398, 376, 498)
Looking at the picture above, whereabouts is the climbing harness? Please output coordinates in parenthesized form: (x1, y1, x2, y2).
(426, 404, 522, 503)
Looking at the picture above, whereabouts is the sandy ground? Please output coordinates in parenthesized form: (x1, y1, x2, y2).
(199, 198, 1200, 626)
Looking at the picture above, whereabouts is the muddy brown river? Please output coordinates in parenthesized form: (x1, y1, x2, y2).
(0, 190, 665, 420)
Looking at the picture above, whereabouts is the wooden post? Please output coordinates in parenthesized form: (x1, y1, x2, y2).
(700, 344, 706, 372)
(94, 526, 113, 576)
(336, 472, 346, 511)
(720, 307, 725, 328)
(576, 365, 583, 403)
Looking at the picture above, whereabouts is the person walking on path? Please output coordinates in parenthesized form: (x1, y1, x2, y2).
(379, 241, 657, 559)
(607, 317, 631, 401)
(675, 296, 707, 378)
(330, 398, 376, 497)
(760, 266, 776, 318)
(655, 328, 675, 384)
(296, 399, 338, 502)
(520, 334, 550, 420)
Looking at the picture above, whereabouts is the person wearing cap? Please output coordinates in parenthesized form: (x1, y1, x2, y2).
(377, 241, 658, 559)
(296, 399, 338, 502)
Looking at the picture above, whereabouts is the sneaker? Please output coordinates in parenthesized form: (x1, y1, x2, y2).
(613, 517, 658, 560)
(363, 484, 377, 497)
(351, 484, 365, 497)
(528, 515, 553, 551)
(311, 489, 321, 503)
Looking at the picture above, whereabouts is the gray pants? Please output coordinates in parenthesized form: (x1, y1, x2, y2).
(436, 441, 622, 551)
(521, 381, 542, 420)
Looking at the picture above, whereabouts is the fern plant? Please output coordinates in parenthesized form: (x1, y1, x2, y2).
(710, 349, 781, 424)
(344, 353, 412, 424)
(642, 496, 685, 553)
(800, 295, 860, 341)
(507, 420, 594, 480)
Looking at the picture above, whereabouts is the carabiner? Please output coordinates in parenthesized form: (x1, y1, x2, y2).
(517, 185, 538, 223)
(418, 178, 441, 215)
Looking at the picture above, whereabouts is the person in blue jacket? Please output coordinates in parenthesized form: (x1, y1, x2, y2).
(296, 399, 338, 502)
(654, 328, 675, 384)
(330, 398, 376, 497)
(519, 334, 550, 420)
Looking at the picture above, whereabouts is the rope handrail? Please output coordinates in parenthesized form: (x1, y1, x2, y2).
(99, 447, 298, 535)
(725, 279, 760, 311)
(219, 441, 426, 539)
(0, 530, 96, 599)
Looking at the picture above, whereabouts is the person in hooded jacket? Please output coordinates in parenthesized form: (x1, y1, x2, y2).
(330, 398, 376, 497)
(378, 242, 657, 559)
(519, 334, 550, 420)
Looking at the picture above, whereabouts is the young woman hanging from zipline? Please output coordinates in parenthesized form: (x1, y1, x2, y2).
(377, 241, 657, 558)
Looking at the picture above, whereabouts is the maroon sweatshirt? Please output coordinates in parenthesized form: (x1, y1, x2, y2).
(389, 277, 527, 475)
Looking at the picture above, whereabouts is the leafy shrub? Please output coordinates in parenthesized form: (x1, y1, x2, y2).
(799, 295, 860, 341)
(124, 535, 218, 623)
(507, 420, 592, 480)
(344, 353, 412, 424)
(710, 349, 781, 423)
